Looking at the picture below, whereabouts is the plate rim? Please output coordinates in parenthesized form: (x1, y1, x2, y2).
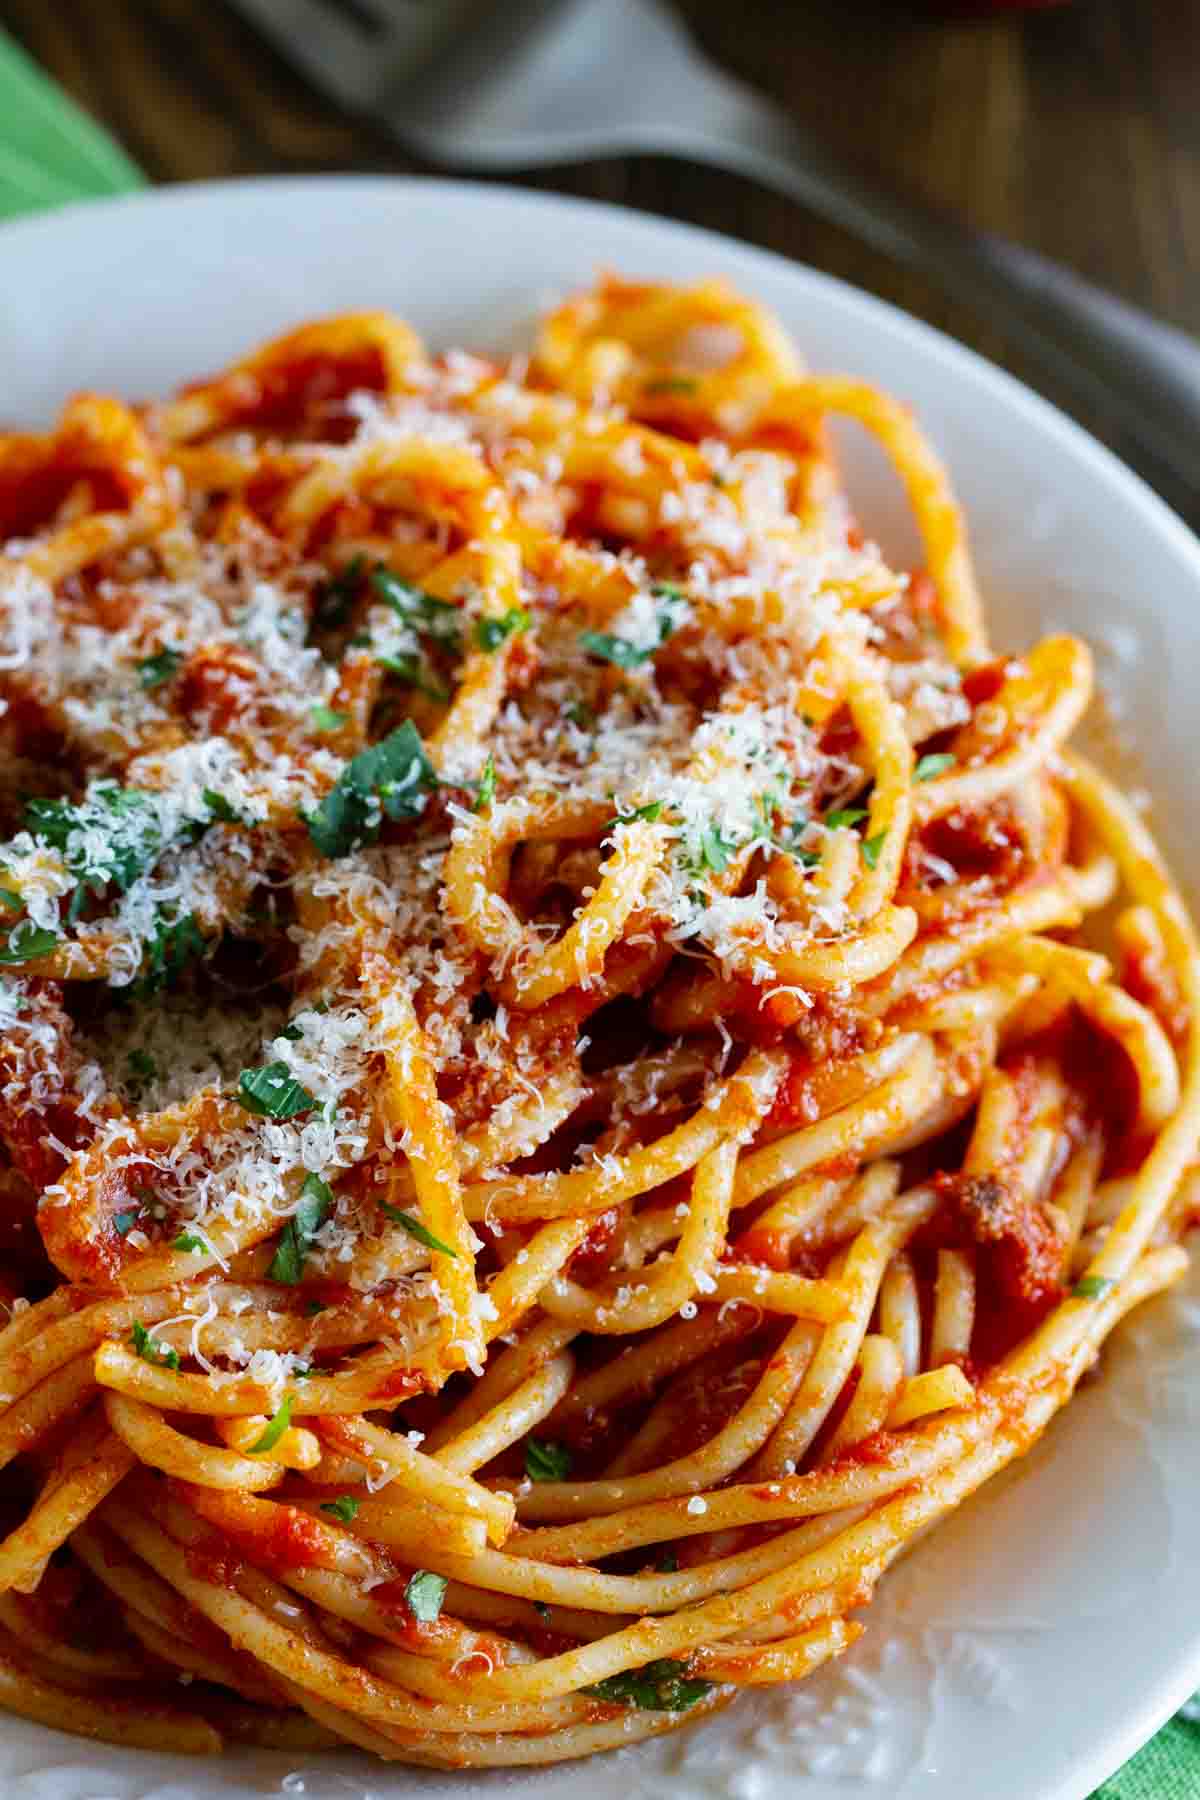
(1, 170, 1199, 1799)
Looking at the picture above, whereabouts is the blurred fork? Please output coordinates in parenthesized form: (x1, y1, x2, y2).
(229, 0, 1200, 491)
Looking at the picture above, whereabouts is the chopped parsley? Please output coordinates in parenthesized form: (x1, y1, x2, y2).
(310, 704, 347, 734)
(694, 821, 736, 875)
(237, 1061, 317, 1120)
(320, 1496, 361, 1524)
(475, 607, 530, 652)
(862, 830, 887, 869)
(305, 721, 439, 858)
(134, 910, 205, 994)
(268, 1173, 334, 1284)
(405, 1569, 448, 1623)
(0, 921, 59, 965)
(312, 554, 365, 633)
(824, 807, 868, 831)
(474, 753, 496, 813)
(524, 1438, 571, 1483)
(171, 1232, 207, 1253)
(380, 1204, 458, 1259)
(371, 566, 462, 646)
(25, 784, 163, 910)
(247, 1395, 293, 1454)
(915, 752, 956, 782)
(136, 645, 184, 691)
(1073, 1275, 1114, 1301)
(605, 799, 663, 831)
(375, 652, 451, 703)
(587, 1658, 712, 1712)
(130, 1320, 179, 1371)
(579, 593, 687, 670)
(202, 788, 246, 825)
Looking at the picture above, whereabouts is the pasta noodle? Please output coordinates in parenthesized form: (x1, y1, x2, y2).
(0, 272, 1193, 1768)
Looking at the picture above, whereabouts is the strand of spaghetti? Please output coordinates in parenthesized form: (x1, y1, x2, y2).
(772, 376, 986, 664)
(0, 1412, 134, 1595)
(364, 964, 480, 1370)
(0, 1353, 96, 1474)
(545, 1304, 758, 1439)
(462, 1049, 784, 1224)
(887, 1364, 975, 1428)
(751, 1190, 937, 1478)
(0, 1621, 222, 1754)
(732, 1037, 938, 1210)
(879, 1250, 921, 1377)
(421, 1317, 578, 1451)
(827, 637, 913, 919)
(912, 635, 1092, 825)
(820, 1335, 905, 1461)
(103, 1392, 286, 1491)
(314, 1418, 515, 1544)
(433, 1352, 574, 1475)
(929, 1249, 976, 1367)
(287, 1492, 487, 1560)
(514, 1315, 822, 1521)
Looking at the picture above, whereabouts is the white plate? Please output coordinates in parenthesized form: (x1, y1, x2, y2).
(2, 176, 1199, 1800)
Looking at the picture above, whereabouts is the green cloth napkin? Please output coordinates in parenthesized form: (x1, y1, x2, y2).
(0, 21, 1192, 1800)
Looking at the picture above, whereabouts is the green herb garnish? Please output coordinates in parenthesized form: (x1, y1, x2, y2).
(268, 1173, 334, 1284)
(587, 1658, 712, 1712)
(605, 800, 663, 831)
(247, 1394, 293, 1454)
(862, 831, 887, 869)
(312, 554, 365, 632)
(824, 807, 868, 831)
(475, 607, 530, 652)
(524, 1438, 572, 1483)
(320, 1496, 361, 1524)
(237, 1061, 317, 1120)
(914, 752, 955, 782)
(135, 910, 205, 994)
(311, 704, 347, 734)
(474, 753, 497, 813)
(130, 1320, 179, 1370)
(405, 1569, 448, 1623)
(305, 721, 438, 858)
(380, 1204, 458, 1259)
(171, 1232, 207, 1253)
(1073, 1275, 1114, 1301)
(136, 646, 184, 691)
(0, 922, 59, 965)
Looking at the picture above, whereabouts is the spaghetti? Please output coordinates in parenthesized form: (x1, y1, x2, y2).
(0, 275, 1194, 1767)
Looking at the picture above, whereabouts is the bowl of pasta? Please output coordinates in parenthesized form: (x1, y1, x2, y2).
(0, 176, 1197, 1800)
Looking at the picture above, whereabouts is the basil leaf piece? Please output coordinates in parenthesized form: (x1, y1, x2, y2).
(405, 1569, 448, 1623)
(130, 1320, 180, 1370)
(0, 922, 59, 965)
(380, 1204, 458, 1260)
(237, 1061, 317, 1120)
(475, 607, 530, 652)
(524, 1438, 571, 1483)
(862, 831, 887, 869)
(312, 554, 365, 632)
(268, 1173, 334, 1284)
(474, 753, 496, 813)
(136, 646, 183, 690)
(371, 567, 462, 645)
(320, 1496, 361, 1524)
(587, 1658, 713, 1712)
(202, 788, 246, 824)
(605, 800, 663, 830)
(1073, 1275, 1114, 1301)
(247, 1394, 293, 1454)
(824, 807, 868, 831)
(305, 721, 438, 858)
(135, 910, 205, 995)
(171, 1232, 207, 1253)
(914, 752, 955, 782)
(311, 704, 347, 734)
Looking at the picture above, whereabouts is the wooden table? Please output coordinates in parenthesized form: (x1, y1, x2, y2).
(4, 0, 1198, 522)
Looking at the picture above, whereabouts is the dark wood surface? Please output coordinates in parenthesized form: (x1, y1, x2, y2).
(3, 0, 1198, 521)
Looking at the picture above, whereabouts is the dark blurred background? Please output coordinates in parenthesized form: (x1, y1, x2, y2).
(3, 0, 1197, 515)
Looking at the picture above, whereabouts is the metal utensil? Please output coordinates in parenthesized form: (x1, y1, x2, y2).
(230, 0, 1200, 492)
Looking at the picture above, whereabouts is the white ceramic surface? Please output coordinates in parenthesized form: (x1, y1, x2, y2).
(2, 176, 1199, 1800)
